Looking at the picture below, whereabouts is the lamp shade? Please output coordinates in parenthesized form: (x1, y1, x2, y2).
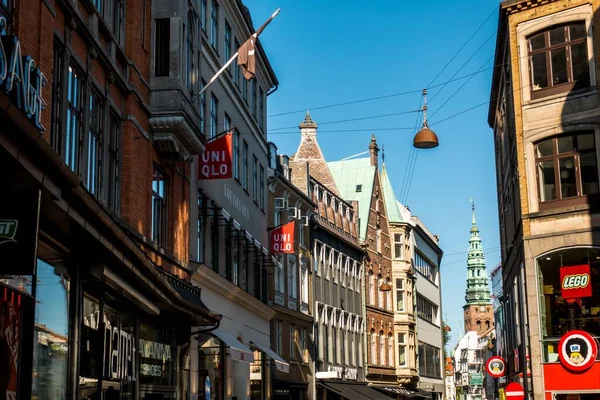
(413, 127, 439, 149)
(379, 281, 392, 292)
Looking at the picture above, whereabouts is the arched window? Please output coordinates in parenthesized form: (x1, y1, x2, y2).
(368, 271, 375, 305)
(528, 22, 590, 99)
(379, 332, 385, 366)
(370, 330, 378, 365)
(485, 320, 491, 330)
(386, 279, 392, 311)
(387, 333, 394, 367)
(378, 275, 384, 308)
(476, 320, 481, 332)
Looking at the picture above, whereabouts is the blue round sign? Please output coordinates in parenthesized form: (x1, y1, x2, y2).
(205, 376, 211, 400)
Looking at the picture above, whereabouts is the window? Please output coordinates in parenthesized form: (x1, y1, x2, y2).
(234, 39, 241, 87)
(418, 342, 441, 378)
(242, 141, 249, 190)
(300, 262, 309, 305)
(288, 255, 297, 300)
(155, 19, 170, 77)
(300, 328, 307, 362)
(92, 0, 123, 44)
(260, 165, 265, 210)
(186, 12, 195, 91)
(376, 228, 382, 253)
(198, 80, 206, 135)
(106, 112, 120, 213)
(233, 130, 240, 180)
(224, 20, 231, 66)
(197, 193, 206, 263)
(368, 270, 375, 305)
(415, 251, 437, 283)
(528, 22, 589, 98)
(259, 87, 265, 130)
(378, 276, 384, 308)
(151, 166, 168, 247)
(388, 334, 393, 367)
(386, 279, 392, 311)
(223, 113, 231, 133)
(370, 331, 377, 365)
(210, 94, 218, 139)
(535, 133, 598, 206)
(275, 321, 282, 354)
(417, 294, 439, 325)
(380, 334, 385, 366)
(397, 333, 407, 367)
(51, 40, 64, 154)
(299, 216, 305, 246)
(274, 256, 284, 294)
(289, 324, 296, 360)
(200, 0, 207, 31)
(86, 90, 103, 196)
(242, 72, 248, 102)
(251, 79, 257, 117)
(396, 278, 405, 312)
(394, 233, 403, 259)
(210, 0, 218, 49)
(65, 65, 83, 173)
(252, 155, 258, 202)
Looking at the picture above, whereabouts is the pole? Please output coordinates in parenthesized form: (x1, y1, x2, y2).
(194, 8, 280, 100)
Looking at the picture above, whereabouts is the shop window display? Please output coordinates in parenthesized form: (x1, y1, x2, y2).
(538, 248, 600, 362)
(198, 334, 223, 400)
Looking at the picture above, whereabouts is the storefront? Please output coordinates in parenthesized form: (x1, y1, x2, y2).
(536, 247, 600, 399)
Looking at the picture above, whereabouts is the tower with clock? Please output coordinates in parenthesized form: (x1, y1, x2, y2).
(463, 200, 494, 334)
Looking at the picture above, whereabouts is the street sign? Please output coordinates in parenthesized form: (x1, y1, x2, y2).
(486, 356, 506, 378)
(505, 382, 525, 400)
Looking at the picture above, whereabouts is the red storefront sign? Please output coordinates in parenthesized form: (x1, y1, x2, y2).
(486, 356, 506, 378)
(560, 264, 592, 300)
(269, 221, 295, 254)
(198, 133, 233, 179)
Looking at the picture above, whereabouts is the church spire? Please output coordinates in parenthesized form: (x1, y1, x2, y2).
(464, 199, 491, 306)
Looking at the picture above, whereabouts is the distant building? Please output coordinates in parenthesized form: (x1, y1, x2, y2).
(445, 356, 456, 400)
(454, 329, 494, 400)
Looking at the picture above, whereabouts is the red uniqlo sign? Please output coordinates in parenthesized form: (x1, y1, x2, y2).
(505, 382, 525, 400)
(269, 221, 295, 254)
(198, 132, 233, 179)
(560, 264, 592, 300)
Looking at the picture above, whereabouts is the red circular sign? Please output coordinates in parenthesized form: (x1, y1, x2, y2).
(486, 356, 506, 378)
(505, 382, 525, 400)
(558, 330, 598, 372)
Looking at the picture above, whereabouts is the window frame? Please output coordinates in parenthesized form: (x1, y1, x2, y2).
(242, 140, 249, 191)
(210, 0, 219, 50)
(397, 332, 407, 367)
(209, 93, 218, 139)
(151, 165, 168, 248)
(527, 22, 590, 100)
(224, 20, 232, 71)
(233, 129, 240, 181)
(534, 132, 599, 210)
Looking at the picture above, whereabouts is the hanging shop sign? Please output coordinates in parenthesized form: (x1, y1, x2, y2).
(560, 264, 592, 300)
(0, 189, 40, 275)
(558, 330, 598, 372)
(198, 133, 233, 179)
(486, 356, 506, 378)
(269, 221, 295, 254)
(0, 17, 47, 131)
(0, 284, 23, 399)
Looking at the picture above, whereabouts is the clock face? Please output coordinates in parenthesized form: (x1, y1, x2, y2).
(480, 306, 486, 312)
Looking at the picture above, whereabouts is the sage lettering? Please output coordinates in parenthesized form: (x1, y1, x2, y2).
(0, 16, 47, 132)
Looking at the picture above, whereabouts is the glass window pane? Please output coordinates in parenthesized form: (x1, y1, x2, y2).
(549, 26, 566, 45)
(577, 134, 595, 151)
(559, 157, 577, 198)
(531, 53, 549, 90)
(570, 42, 589, 82)
(529, 33, 546, 51)
(536, 139, 554, 157)
(579, 152, 599, 195)
(558, 136, 574, 153)
(538, 160, 556, 201)
(569, 23, 586, 40)
(551, 48, 568, 86)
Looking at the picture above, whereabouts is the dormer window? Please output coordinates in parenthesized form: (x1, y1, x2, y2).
(356, 184, 362, 192)
(528, 22, 589, 99)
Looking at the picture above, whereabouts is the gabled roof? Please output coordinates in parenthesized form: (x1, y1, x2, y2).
(327, 157, 376, 241)
(380, 163, 404, 224)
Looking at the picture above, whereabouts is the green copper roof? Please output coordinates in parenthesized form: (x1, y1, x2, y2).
(380, 163, 404, 224)
(327, 158, 376, 241)
(465, 202, 492, 306)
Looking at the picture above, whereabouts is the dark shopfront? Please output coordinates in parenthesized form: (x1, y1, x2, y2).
(0, 108, 220, 400)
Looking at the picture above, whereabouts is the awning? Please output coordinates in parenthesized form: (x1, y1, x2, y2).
(320, 382, 393, 400)
(251, 342, 289, 373)
(378, 386, 431, 398)
(212, 330, 254, 363)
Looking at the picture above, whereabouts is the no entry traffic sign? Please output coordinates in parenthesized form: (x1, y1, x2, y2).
(505, 382, 525, 400)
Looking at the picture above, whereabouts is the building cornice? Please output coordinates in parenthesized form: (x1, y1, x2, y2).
(191, 262, 276, 321)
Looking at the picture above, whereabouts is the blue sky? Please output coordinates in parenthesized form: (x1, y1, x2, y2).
(245, 0, 501, 349)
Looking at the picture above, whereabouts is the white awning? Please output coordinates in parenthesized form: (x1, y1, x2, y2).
(212, 330, 254, 363)
(251, 342, 289, 373)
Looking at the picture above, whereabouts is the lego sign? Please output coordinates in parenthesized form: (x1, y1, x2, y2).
(560, 264, 592, 299)
(269, 221, 295, 254)
(198, 133, 233, 179)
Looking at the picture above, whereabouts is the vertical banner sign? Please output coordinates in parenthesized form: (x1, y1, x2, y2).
(0, 285, 22, 399)
(560, 264, 592, 300)
(0, 189, 41, 275)
(198, 133, 233, 179)
(270, 221, 295, 254)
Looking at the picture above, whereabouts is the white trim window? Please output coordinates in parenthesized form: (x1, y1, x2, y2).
(379, 333, 386, 366)
(388, 333, 394, 367)
(396, 278, 405, 312)
(300, 259, 309, 306)
(394, 233, 403, 259)
(288, 255, 298, 299)
(275, 255, 284, 294)
(275, 320, 282, 354)
(397, 332, 407, 367)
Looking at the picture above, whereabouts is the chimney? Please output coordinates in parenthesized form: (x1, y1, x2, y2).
(369, 133, 379, 168)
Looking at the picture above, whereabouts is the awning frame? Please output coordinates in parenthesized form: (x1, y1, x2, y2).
(251, 341, 289, 373)
(211, 330, 255, 363)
